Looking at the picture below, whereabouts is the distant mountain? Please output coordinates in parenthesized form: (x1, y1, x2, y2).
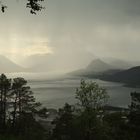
(70, 59, 116, 76)
(100, 66, 140, 87)
(110, 60, 132, 69)
(24, 52, 94, 73)
(102, 57, 133, 69)
(86, 59, 114, 73)
(0, 55, 24, 73)
(24, 54, 53, 72)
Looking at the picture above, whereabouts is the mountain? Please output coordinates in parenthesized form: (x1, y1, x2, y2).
(101, 57, 133, 69)
(0, 55, 24, 73)
(86, 59, 114, 73)
(109, 59, 132, 69)
(23, 54, 53, 72)
(70, 59, 116, 76)
(23, 52, 94, 73)
(100, 66, 140, 87)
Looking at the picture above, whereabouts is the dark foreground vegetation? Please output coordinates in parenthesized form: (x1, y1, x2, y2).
(0, 74, 140, 140)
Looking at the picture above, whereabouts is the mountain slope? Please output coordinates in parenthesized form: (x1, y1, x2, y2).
(86, 59, 113, 73)
(0, 55, 24, 73)
(101, 57, 133, 69)
(100, 66, 140, 87)
(23, 52, 94, 73)
(70, 59, 115, 76)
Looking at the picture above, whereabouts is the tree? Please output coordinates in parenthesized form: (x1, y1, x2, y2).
(74, 80, 110, 140)
(10, 77, 45, 136)
(129, 92, 140, 124)
(0, 0, 45, 14)
(128, 92, 140, 140)
(0, 74, 48, 140)
(52, 80, 110, 140)
(11, 77, 41, 128)
(0, 74, 11, 129)
(52, 103, 74, 140)
(103, 112, 132, 140)
(75, 79, 109, 111)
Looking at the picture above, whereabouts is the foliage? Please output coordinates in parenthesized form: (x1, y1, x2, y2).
(51, 103, 74, 140)
(51, 80, 140, 140)
(0, 74, 11, 129)
(0, 0, 45, 14)
(52, 80, 111, 140)
(0, 75, 140, 140)
(26, 0, 45, 14)
(0, 74, 47, 140)
(75, 79, 109, 111)
(128, 92, 140, 140)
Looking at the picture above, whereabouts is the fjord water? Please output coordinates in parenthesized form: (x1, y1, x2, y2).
(27, 76, 140, 109)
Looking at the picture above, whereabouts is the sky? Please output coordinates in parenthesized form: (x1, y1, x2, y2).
(0, 0, 140, 70)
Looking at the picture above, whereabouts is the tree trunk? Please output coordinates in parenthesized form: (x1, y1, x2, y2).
(13, 93, 18, 127)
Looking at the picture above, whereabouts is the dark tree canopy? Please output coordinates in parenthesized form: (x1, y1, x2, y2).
(51, 80, 140, 140)
(0, 74, 48, 140)
(0, 0, 45, 14)
(75, 79, 109, 111)
(0, 75, 140, 140)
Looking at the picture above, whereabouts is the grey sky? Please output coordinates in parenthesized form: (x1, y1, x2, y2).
(0, 0, 140, 68)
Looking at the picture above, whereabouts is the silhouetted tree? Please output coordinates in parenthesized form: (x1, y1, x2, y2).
(129, 92, 140, 124)
(103, 112, 132, 140)
(52, 103, 74, 140)
(52, 80, 110, 140)
(128, 92, 140, 140)
(11, 78, 42, 132)
(0, 0, 45, 14)
(0, 74, 48, 140)
(75, 80, 110, 140)
(0, 74, 11, 130)
(76, 79, 109, 112)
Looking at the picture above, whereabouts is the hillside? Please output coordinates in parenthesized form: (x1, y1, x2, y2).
(100, 66, 140, 87)
(0, 55, 24, 73)
(70, 59, 115, 76)
(101, 57, 133, 69)
(86, 59, 114, 73)
(23, 52, 93, 73)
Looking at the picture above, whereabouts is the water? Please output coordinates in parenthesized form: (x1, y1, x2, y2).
(6, 72, 140, 109)
(27, 76, 140, 109)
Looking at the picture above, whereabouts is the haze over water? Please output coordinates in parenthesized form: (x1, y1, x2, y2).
(23, 74, 140, 109)
(1, 0, 140, 109)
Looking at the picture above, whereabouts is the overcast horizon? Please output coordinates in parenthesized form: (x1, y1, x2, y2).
(0, 0, 140, 72)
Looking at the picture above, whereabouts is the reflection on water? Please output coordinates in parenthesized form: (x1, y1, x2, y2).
(5, 73, 140, 109)
(27, 77, 140, 109)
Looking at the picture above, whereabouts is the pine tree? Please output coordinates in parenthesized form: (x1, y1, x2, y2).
(0, 74, 11, 129)
(11, 77, 41, 127)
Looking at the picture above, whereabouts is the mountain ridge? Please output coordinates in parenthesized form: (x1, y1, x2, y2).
(69, 59, 116, 76)
(99, 66, 140, 87)
(0, 55, 24, 73)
